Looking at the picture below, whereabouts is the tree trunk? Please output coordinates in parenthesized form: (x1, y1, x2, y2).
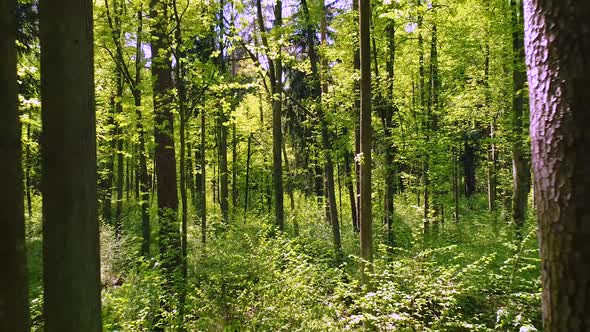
(39, 0, 102, 328)
(115, 74, 124, 239)
(103, 97, 116, 222)
(301, 0, 342, 260)
(511, 0, 530, 227)
(344, 149, 359, 232)
(383, 19, 396, 248)
(272, 0, 284, 231)
(172, 0, 188, 321)
(353, 0, 361, 229)
(463, 138, 476, 197)
(25, 110, 33, 220)
(150, 0, 180, 274)
(524, 1, 590, 330)
(359, 0, 373, 283)
(245, 133, 252, 212)
(453, 146, 460, 222)
(200, 108, 207, 244)
(0, 1, 30, 328)
(133, 7, 151, 258)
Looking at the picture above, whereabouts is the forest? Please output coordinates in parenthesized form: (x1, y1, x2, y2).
(1, 0, 589, 330)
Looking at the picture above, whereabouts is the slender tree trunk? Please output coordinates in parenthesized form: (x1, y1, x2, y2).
(344, 149, 359, 232)
(39, 0, 102, 328)
(511, 0, 530, 227)
(245, 133, 252, 212)
(172, 0, 188, 321)
(453, 146, 459, 222)
(524, 1, 590, 329)
(133, 8, 151, 258)
(463, 138, 476, 198)
(200, 107, 207, 244)
(115, 74, 124, 239)
(232, 122, 238, 209)
(103, 97, 116, 222)
(0, 1, 30, 328)
(25, 109, 33, 220)
(353, 0, 361, 229)
(272, 0, 284, 231)
(383, 19, 396, 248)
(359, 0, 373, 283)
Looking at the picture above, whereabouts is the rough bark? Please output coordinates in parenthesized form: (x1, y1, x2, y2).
(0, 0, 30, 328)
(39, 0, 102, 328)
(150, 0, 180, 273)
(523, 0, 590, 330)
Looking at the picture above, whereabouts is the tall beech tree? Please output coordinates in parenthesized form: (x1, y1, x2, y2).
(150, 0, 181, 273)
(39, 0, 102, 329)
(524, 0, 590, 329)
(359, 0, 373, 283)
(0, 0, 30, 329)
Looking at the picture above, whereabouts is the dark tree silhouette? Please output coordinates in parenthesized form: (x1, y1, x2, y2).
(39, 0, 102, 329)
(0, 1, 30, 329)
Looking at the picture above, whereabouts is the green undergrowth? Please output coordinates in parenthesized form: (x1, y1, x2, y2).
(25, 193, 541, 331)
(97, 193, 541, 331)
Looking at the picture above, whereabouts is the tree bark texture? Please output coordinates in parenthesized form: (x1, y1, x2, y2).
(524, 0, 590, 330)
(0, 0, 30, 329)
(39, 0, 102, 329)
(150, 0, 181, 273)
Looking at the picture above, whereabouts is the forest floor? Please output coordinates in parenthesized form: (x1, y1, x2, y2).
(26, 193, 541, 331)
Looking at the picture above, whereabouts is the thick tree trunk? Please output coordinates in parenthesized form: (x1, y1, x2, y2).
(511, 0, 531, 227)
(39, 0, 102, 328)
(359, 0, 373, 283)
(0, 1, 30, 328)
(524, 1, 590, 330)
(150, 0, 180, 274)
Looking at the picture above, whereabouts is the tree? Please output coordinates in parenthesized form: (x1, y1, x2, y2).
(39, 0, 102, 329)
(150, 0, 181, 273)
(510, 0, 530, 228)
(0, 0, 30, 329)
(524, 0, 590, 329)
(359, 0, 373, 283)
